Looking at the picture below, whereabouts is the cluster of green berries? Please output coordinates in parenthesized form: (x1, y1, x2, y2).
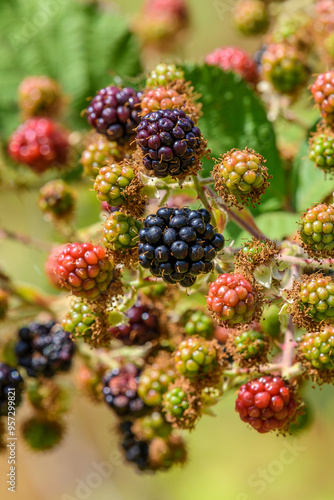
(299, 276, 334, 323)
(234, 329, 267, 360)
(134, 411, 171, 441)
(174, 337, 218, 379)
(102, 211, 143, 251)
(62, 299, 97, 340)
(309, 133, 334, 173)
(298, 328, 334, 371)
(164, 387, 189, 418)
(138, 364, 175, 406)
(214, 148, 268, 207)
(262, 43, 308, 94)
(81, 136, 120, 178)
(182, 310, 214, 339)
(146, 63, 185, 89)
(94, 163, 135, 206)
(299, 203, 334, 253)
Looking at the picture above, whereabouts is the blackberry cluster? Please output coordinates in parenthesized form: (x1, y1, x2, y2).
(8, 118, 70, 174)
(0, 363, 24, 416)
(299, 203, 334, 253)
(309, 132, 334, 173)
(38, 180, 75, 219)
(141, 87, 186, 117)
(103, 364, 147, 417)
(80, 135, 120, 178)
(298, 328, 334, 371)
(136, 109, 202, 178)
(55, 242, 114, 300)
(138, 207, 225, 287)
(62, 299, 97, 340)
(15, 321, 75, 378)
(234, 329, 267, 360)
(174, 336, 219, 379)
(94, 163, 135, 206)
(102, 211, 143, 251)
(146, 63, 185, 88)
(138, 363, 175, 406)
(205, 46, 259, 85)
(85, 86, 142, 144)
(299, 275, 334, 322)
(18, 75, 63, 118)
(182, 309, 214, 339)
(235, 376, 298, 433)
(311, 72, 334, 124)
(262, 43, 308, 94)
(164, 387, 189, 418)
(120, 421, 149, 471)
(233, 0, 269, 36)
(109, 301, 160, 346)
(206, 273, 258, 325)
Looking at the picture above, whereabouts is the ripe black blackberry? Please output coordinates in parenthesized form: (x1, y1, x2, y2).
(0, 363, 24, 416)
(119, 420, 149, 471)
(102, 363, 148, 417)
(138, 207, 225, 287)
(15, 321, 75, 378)
(136, 109, 202, 178)
(85, 86, 142, 145)
(109, 301, 160, 346)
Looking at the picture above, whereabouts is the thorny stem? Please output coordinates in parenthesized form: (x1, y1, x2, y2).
(0, 227, 53, 252)
(281, 316, 296, 378)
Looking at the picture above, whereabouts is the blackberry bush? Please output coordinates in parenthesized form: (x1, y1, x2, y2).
(136, 109, 203, 179)
(85, 86, 142, 145)
(138, 207, 225, 287)
(15, 321, 75, 378)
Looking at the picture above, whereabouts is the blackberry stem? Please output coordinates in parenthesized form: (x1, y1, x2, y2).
(191, 175, 217, 227)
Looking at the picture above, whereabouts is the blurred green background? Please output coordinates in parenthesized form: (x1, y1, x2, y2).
(0, 1, 333, 499)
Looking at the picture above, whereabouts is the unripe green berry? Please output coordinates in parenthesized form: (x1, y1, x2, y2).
(146, 63, 185, 89)
(309, 133, 334, 173)
(174, 337, 218, 379)
(299, 204, 334, 253)
(62, 299, 97, 340)
(102, 211, 143, 251)
(138, 365, 175, 406)
(182, 310, 214, 339)
(235, 329, 266, 360)
(94, 163, 135, 206)
(164, 387, 189, 418)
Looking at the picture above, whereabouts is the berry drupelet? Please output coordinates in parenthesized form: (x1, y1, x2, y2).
(235, 376, 298, 433)
(136, 109, 202, 178)
(55, 242, 114, 299)
(109, 301, 160, 346)
(138, 207, 225, 287)
(0, 363, 24, 416)
(85, 86, 142, 145)
(8, 118, 70, 174)
(205, 47, 259, 85)
(102, 364, 148, 418)
(15, 321, 75, 378)
(207, 273, 258, 326)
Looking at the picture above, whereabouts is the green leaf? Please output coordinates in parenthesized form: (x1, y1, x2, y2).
(291, 132, 332, 212)
(182, 64, 284, 212)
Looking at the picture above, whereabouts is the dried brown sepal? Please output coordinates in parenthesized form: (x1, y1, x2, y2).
(168, 78, 202, 123)
(120, 157, 148, 218)
(163, 378, 202, 431)
(234, 237, 280, 276)
(224, 329, 270, 369)
(213, 147, 270, 209)
(106, 246, 139, 270)
(287, 272, 334, 332)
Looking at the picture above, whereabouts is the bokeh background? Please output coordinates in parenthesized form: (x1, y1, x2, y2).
(1, 0, 333, 499)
